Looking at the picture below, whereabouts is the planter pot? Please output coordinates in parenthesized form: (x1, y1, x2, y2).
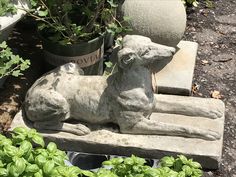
(119, 0, 186, 47)
(104, 32, 114, 50)
(67, 152, 107, 171)
(0, 0, 28, 42)
(41, 35, 104, 75)
(0, 77, 7, 88)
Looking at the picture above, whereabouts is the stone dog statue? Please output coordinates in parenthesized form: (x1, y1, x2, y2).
(24, 35, 223, 140)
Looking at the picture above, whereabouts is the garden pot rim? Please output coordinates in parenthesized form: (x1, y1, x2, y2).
(39, 31, 105, 48)
(0, 0, 28, 31)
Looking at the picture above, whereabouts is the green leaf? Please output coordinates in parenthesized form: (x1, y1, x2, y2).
(0, 160, 5, 168)
(124, 157, 134, 165)
(47, 142, 57, 153)
(34, 170, 44, 177)
(32, 134, 45, 147)
(173, 159, 183, 172)
(192, 168, 203, 177)
(43, 160, 55, 175)
(182, 165, 192, 176)
(178, 155, 188, 165)
(123, 16, 132, 22)
(96, 168, 118, 177)
(19, 141, 32, 156)
(52, 155, 65, 166)
(12, 134, 26, 144)
(0, 138, 12, 147)
(25, 164, 40, 173)
(131, 155, 146, 165)
(38, 10, 48, 17)
(13, 127, 28, 136)
(177, 171, 185, 177)
(29, 0, 37, 7)
(107, 0, 118, 7)
(82, 170, 94, 177)
(0, 41, 7, 48)
(189, 161, 202, 169)
(8, 158, 26, 176)
(26, 153, 34, 163)
(3, 145, 18, 157)
(0, 168, 8, 176)
(12, 70, 21, 77)
(160, 156, 175, 167)
(35, 155, 47, 168)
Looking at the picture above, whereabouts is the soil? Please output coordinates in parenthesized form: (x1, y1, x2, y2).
(0, 0, 235, 176)
(183, 1, 236, 176)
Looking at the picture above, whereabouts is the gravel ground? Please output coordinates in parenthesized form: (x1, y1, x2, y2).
(184, 0, 236, 176)
(0, 0, 235, 176)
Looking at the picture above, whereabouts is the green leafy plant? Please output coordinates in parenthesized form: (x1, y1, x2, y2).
(0, 0, 17, 16)
(97, 155, 203, 177)
(0, 127, 92, 177)
(0, 127, 203, 177)
(23, 0, 130, 45)
(0, 41, 30, 79)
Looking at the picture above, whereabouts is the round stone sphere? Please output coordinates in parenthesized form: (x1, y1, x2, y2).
(120, 0, 187, 47)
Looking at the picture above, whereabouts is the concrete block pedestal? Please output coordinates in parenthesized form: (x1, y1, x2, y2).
(12, 105, 224, 170)
(152, 41, 198, 95)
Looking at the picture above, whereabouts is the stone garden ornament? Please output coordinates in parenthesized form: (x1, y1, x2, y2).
(24, 35, 223, 141)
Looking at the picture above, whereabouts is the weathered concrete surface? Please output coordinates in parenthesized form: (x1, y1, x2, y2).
(12, 108, 225, 170)
(108, 40, 198, 96)
(152, 41, 198, 95)
(119, 0, 186, 47)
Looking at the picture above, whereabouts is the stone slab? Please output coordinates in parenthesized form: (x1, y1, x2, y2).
(152, 41, 198, 95)
(11, 108, 224, 170)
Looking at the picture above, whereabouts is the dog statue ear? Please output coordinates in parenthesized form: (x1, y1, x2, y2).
(118, 48, 137, 69)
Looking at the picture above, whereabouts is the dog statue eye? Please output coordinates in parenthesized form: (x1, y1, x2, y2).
(123, 53, 135, 65)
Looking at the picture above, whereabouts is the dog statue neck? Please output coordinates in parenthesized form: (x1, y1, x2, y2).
(115, 65, 153, 94)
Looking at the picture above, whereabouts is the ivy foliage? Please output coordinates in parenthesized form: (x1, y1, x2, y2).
(0, 0, 17, 16)
(0, 41, 30, 79)
(25, 0, 130, 45)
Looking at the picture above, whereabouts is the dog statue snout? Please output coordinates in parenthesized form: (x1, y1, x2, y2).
(119, 35, 176, 67)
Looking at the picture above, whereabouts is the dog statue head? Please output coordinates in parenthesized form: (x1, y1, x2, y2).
(118, 35, 176, 69)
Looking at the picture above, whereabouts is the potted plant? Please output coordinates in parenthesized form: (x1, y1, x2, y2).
(0, 41, 30, 88)
(94, 155, 203, 177)
(23, 0, 128, 75)
(1, 127, 203, 176)
(0, 0, 29, 41)
(0, 127, 94, 177)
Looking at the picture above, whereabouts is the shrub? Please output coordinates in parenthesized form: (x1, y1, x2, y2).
(23, 0, 129, 45)
(0, 41, 30, 79)
(0, 0, 17, 16)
